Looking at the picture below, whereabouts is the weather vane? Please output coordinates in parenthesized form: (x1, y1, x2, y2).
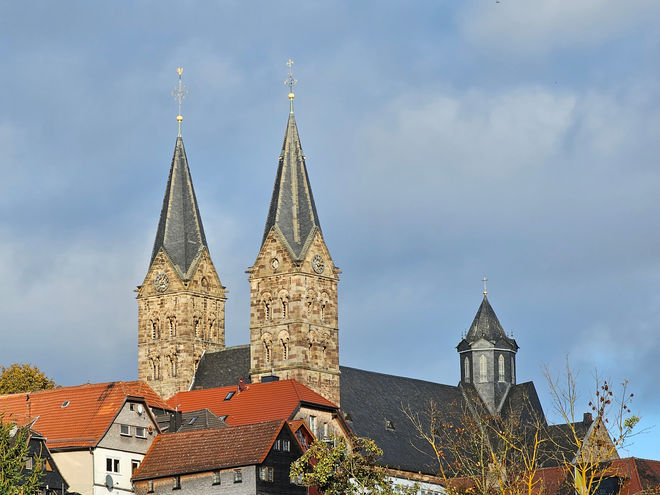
(285, 59, 298, 113)
(172, 67, 189, 136)
(482, 276, 488, 296)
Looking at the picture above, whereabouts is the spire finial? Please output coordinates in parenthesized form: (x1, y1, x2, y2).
(172, 67, 189, 137)
(482, 276, 488, 296)
(285, 59, 298, 113)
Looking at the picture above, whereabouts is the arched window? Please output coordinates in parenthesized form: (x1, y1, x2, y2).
(479, 355, 487, 383)
(262, 335, 272, 363)
(282, 341, 289, 360)
(152, 358, 161, 380)
(151, 319, 160, 339)
(282, 300, 287, 319)
(169, 355, 177, 378)
(498, 355, 505, 382)
(464, 357, 470, 382)
(168, 317, 176, 337)
(265, 301, 270, 321)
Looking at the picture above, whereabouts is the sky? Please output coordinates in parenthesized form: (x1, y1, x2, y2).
(1, 1, 659, 457)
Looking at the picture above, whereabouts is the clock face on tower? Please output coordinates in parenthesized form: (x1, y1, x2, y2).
(312, 254, 325, 274)
(153, 272, 169, 293)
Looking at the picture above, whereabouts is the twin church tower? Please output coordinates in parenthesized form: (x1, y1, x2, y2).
(136, 66, 340, 403)
(136, 65, 518, 413)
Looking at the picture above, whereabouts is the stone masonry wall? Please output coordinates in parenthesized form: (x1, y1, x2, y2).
(248, 230, 341, 406)
(137, 249, 226, 399)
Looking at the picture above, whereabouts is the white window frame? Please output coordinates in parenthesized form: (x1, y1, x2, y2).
(106, 457, 120, 473)
(120, 424, 131, 436)
(234, 469, 243, 483)
(135, 426, 147, 438)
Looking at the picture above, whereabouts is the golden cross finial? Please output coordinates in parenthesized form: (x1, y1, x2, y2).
(172, 67, 189, 137)
(284, 59, 298, 113)
(482, 276, 488, 296)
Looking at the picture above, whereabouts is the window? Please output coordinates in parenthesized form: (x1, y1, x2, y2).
(173, 475, 181, 489)
(320, 303, 326, 322)
(147, 480, 154, 493)
(498, 354, 505, 382)
(264, 302, 270, 321)
(25, 456, 33, 470)
(120, 424, 131, 436)
(274, 439, 281, 450)
(259, 466, 274, 482)
(169, 356, 177, 378)
(188, 416, 198, 425)
(224, 391, 235, 401)
(479, 355, 487, 383)
(282, 341, 288, 360)
(131, 460, 140, 474)
(281, 300, 287, 319)
(234, 469, 243, 483)
(212, 471, 221, 485)
(106, 458, 120, 473)
(219, 415, 228, 421)
(323, 422, 329, 439)
(135, 426, 147, 438)
(464, 357, 470, 382)
(309, 416, 317, 436)
(282, 439, 290, 452)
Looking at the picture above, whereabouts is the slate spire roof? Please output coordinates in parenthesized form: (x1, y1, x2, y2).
(262, 108, 321, 260)
(151, 136, 208, 278)
(465, 295, 516, 345)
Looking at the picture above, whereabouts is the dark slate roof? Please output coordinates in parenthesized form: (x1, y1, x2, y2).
(178, 409, 228, 432)
(262, 111, 321, 260)
(541, 418, 593, 466)
(499, 380, 545, 424)
(191, 346, 251, 390)
(462, 295, 518, 348)
(339, 366, 465, 475)
(150, 136, 208, 279)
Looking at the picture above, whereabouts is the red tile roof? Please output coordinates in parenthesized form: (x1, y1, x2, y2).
(0, 381, 169, 449)
(167, 379, 338, 425)
(132, 419, 288, 481)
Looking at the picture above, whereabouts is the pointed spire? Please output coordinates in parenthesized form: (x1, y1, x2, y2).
(151, 137, 208, 279)
(465, 294, 511, 344)
(262, 63, 321, 260)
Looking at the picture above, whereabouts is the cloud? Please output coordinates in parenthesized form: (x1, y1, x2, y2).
(458, 0, 660, 56)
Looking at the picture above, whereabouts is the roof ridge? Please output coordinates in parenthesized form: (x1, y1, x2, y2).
(340, 365, 460, 389)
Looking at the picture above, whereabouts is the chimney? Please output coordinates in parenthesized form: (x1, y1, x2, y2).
(583, 412, 593, 423)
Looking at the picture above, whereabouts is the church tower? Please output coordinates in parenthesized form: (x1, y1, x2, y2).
(137, 69, 226, 400)
(457, 285, 518, 414)
(248, 62, 341, 405)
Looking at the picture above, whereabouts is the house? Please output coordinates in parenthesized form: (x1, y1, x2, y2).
(167, 378, 351, 442)
(132, 419, 309, 495)
(0, 380, 172, 495)
(528, 457, 660, 495)
(24, 428, 69, 495)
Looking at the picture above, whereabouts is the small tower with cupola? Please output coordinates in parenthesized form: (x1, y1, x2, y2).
(457, 281, 518, 414)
